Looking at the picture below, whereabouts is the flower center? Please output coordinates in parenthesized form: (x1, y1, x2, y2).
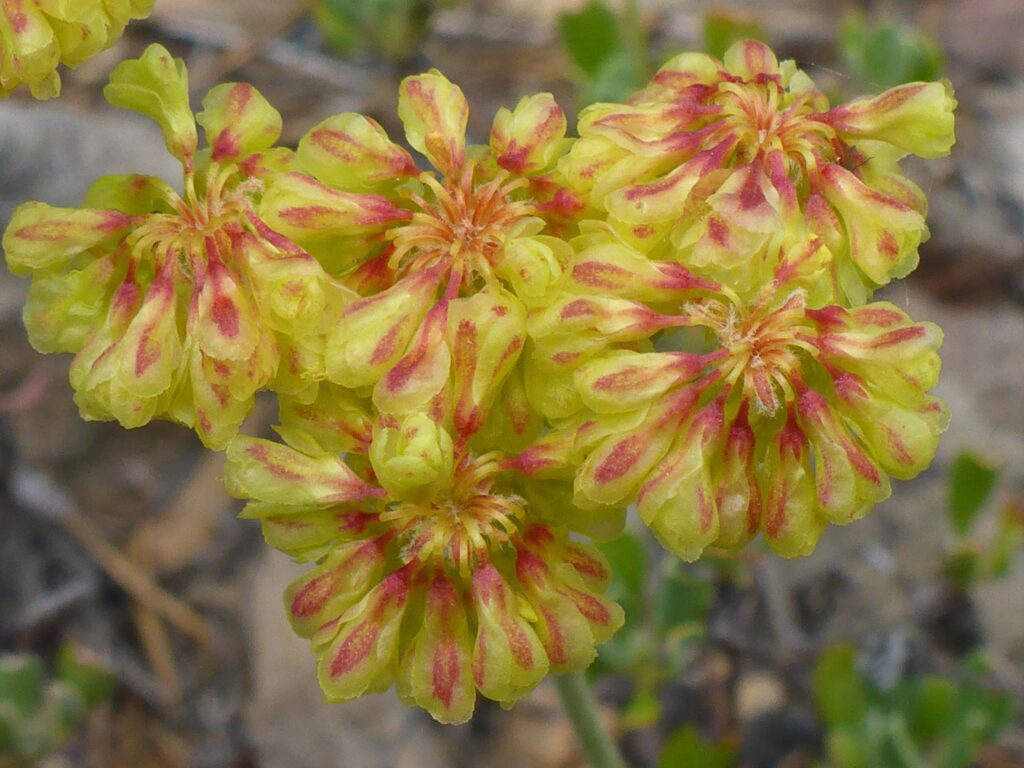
(126, 163, 261, 275)
(716, 81, 834, 169)
(381, 452, 525, 578)
(687, 291, 818, 415)
(387, 162, 535, 293)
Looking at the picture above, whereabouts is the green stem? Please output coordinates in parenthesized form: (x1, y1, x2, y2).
(554, 672, 628, 768)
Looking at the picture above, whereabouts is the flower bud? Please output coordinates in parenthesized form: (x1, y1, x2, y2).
(369, 413, 455, 502)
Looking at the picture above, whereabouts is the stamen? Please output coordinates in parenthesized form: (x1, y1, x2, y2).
(388, 162, 535, 294)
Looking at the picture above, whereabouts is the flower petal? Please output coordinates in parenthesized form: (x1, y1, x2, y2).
(761, 418, 825, 558)
(574, 350, 707, 414)
(374, 302, 451, 416)
(447, 290, 526, 437)
(317, 567, 412, 700)
(197, 82, 282, 161)
(3, 203, 131, 276)
(103, 44, 197, 164)
(490, 93, 568, 175)
(298, 113, 417, 190)
(326, 268, 442, 388)
(398, 70, 469, 176)
(824, 81, 957, 159)
(635, 403, 723, 561)
(285, 538, 390, 638)
(471, 563, 548, 704)
(397, 576, 476, 724)
(226, 436, 383, 506)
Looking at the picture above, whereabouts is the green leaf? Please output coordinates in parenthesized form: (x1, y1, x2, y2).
(0, 656, 45, 720)
(942, 548, 981, 589)
(703, 10, 765, 60)
(839, 12, 943, 91)
(904, 677, 956, 743)
(56, 642, 116, 709)
(39, 682, 88, 747)
(315, 0, 436, 60)
(0, 700, 24, 756)
(659, 726, 735, 768)
(598, 532, 647, 620)
(813, 646, 870, 728)
(593, 532, 648, 676)
(983, 501, 1024, 579)
(653, 561, 711, 637)
(621, 688, 661, 730)
(828, 725, 871, 768)
(949, 452, 1000, 536)
(559, 1, 623, 77)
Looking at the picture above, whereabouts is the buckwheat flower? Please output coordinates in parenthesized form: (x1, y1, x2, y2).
(257, 70, 582, 401)
(561, 39, 956, 304)
(3, 45, 337, 448)
(0, 0, 153, 99)
(519, 243, 948, 561)
(225, 409, 622, 724)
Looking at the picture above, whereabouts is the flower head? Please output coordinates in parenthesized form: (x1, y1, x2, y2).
(522, 244, 948, 560)
(257, 71, 580, 412)
(226, 404, 622, 724)
(3, 45, 336, 447)
(0, 0, 153, 99)
(561, 39, 956, 303)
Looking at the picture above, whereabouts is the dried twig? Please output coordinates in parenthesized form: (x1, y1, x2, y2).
(12, 469, 212, 645)
(124, 398, 274, 708)
(60, 510, 212, 645)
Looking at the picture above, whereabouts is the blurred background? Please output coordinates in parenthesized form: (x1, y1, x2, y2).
(1, 1, 1023, 766)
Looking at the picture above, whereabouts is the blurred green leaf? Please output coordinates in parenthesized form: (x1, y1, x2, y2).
(622, 687, 661, 730)
(581, 50, 644, 104)
(813, 646, 870, 728)
(559, 1, 623, 77)
(942, 547, 981, 589)
(839, 12, 943, 91)
(985, 500, 1024, 578)
(315, 0, 445, 60)
(948, 452, 1000, 536)
(56, 642, 115, 710)
(703, 10, 765, 60)
(0, 701, 23, 757)
(559, 1, 646, 103)
(659, 725, 735, 768)
(598, 532, 647, 619)
(0, 650, 113, 762)
(654, 562, 712, 637)
(821, 647, 1013, 768)
(0, 657, 44, 720)
(40, 683, 87, 747)
(906, 677, 956, 743)
(593, 533, 648, 676)
(591, 623, 645, 676)
(828, 724, 870, 768)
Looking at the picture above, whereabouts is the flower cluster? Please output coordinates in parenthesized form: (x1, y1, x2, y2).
(3, 40, 955, 722)
(4, 45, 333, 448)
(0, 0, 153, 99)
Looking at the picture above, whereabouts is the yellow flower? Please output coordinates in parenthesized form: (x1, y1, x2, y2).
(226, 409, 622, 724)
(0, 0, 154, 99)
(561, 39, 956, 304)
(3, 45, 340, 448)
(258, 71, 584, 434)
(521, 244, 947, 560)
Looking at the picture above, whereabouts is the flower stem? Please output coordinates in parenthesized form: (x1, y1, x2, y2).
(554, 672, 628, 768)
